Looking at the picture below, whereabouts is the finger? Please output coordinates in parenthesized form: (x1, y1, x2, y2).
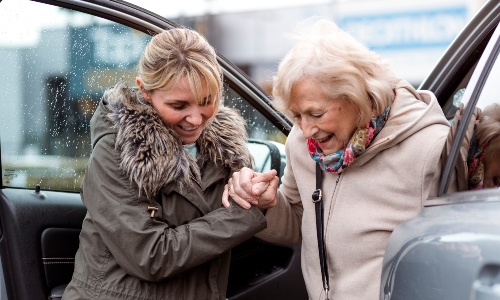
(222, 184, 231, 208)
(228, 188, 252, 209)
(232, 187, 258, 206)
(252, 181, 270, 196)
(250, 169, 277, 196)
(251, 169, 277, 185)
(258, 176, 279, 210)
(239, 167, 257, 195)
(232, 169, 259, 205)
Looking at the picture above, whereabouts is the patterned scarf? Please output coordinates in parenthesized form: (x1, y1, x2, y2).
(468, 137, 488, 190)
(308, 102, 393, 173)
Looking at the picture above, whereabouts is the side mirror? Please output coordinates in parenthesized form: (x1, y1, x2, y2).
(246, 139, 286, 181)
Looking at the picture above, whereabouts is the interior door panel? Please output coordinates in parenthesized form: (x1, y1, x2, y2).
(41, 228, 81, 290)
(0, 189, 86, 299)
(0, 188, 307, 299)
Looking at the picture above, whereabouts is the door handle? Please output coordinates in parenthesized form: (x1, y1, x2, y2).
(472, 264, 500, 300)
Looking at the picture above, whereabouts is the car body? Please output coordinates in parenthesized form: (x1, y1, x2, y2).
(381, 0, 500, 299)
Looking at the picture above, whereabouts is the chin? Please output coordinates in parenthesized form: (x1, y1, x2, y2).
(181, 138, 199, 145)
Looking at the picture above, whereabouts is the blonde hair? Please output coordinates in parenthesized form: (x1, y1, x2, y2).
(477, 104, 500, 161)
(138, 28, 222, 112)
(272, 18, 399, 125)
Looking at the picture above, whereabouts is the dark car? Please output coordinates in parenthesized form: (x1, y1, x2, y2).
(381, 0, 500, 299)
(0, 0, 303, 299)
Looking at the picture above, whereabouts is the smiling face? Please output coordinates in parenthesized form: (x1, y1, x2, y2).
(137, 77, 215, 145)
(289, 78, 360, 155)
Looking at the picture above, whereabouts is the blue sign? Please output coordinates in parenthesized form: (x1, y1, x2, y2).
(340, 7, 468, 50)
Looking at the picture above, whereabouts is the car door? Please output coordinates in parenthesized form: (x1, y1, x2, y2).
(380, 1, 500, 299)
(0, 0, 307, 299)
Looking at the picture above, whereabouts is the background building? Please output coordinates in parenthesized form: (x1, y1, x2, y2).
(0, 0, 488, 159)
(171, 0, 486, 92)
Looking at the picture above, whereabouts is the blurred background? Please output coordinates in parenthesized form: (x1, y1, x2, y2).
(128, 0, 487, 92)
(0, 0, 489, 190)
(0, 0, 488, 93)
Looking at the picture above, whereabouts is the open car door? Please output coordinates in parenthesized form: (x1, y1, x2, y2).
(0, 0, 306, 299)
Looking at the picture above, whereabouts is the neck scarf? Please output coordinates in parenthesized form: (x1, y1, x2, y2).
(468, 139, 488, 190)
(308, 102, 393, 173)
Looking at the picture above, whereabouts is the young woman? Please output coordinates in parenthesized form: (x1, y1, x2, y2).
(63, 28, 266, 299)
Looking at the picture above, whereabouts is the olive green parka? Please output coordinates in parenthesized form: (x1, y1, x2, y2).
(63, 85, 267, 299)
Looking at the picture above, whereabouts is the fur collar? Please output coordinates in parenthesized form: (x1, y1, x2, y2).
(103, 84, 252, 197)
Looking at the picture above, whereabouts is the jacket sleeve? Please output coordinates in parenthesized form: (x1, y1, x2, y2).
(81, 133, 267, 282)
(422, 125, 450, 199)
(255, 127, 303, 245)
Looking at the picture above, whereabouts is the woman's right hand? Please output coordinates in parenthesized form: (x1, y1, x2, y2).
(222, 167, 279, 210)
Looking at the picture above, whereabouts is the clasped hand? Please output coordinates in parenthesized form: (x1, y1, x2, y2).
(222, 167, 279, 210)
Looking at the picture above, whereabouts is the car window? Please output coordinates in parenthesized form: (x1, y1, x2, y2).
(474, 44, 500, 110)
(0, 0, 285, 193)
(444, 22, 500, 193)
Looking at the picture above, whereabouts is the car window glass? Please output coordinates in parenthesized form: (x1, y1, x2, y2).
(442, 65, 476, 122)
(223, 85, 286, 143)
(469, 28, 500, 190)
(0, 0, 151, 192)
(0, 0, 285, 192)
(445, 23, 500, 193)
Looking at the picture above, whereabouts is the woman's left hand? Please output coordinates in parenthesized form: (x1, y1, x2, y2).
(222, 167, 279, 210)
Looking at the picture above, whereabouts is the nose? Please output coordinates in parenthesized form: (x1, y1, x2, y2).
(186, 106, 204, 126)
(300, 117, 318, 139)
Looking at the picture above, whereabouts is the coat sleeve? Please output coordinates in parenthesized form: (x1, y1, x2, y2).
(81, 133, 267, 282)
(422, 125, 450, 199)
(255, 127, 303, 245)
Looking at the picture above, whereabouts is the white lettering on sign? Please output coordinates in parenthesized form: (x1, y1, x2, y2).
(340, 8, 467, 50)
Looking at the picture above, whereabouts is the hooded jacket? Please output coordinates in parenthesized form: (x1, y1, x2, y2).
(63, 85, 266, 300)
(255, 80, 450, 300)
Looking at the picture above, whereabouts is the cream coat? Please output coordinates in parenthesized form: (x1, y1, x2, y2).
(256, 80, 450, 300)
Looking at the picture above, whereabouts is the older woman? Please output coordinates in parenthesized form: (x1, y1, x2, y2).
(223, 19, 450, 300)
(63, 28, 266, 299)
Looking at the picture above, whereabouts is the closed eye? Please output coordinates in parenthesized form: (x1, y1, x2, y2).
(171, 103, 188, 110)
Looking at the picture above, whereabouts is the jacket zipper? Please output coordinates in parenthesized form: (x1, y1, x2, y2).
(320, 173, 341, 300)
(324, 173, 341, 236)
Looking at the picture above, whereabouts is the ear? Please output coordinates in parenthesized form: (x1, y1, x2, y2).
(136, 77, 152, 102)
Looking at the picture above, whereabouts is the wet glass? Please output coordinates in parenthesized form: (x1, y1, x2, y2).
(0, 0, 285, 192)
(444, 23, 500, 193)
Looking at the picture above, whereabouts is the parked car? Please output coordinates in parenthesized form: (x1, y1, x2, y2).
(381, 0, 500, 299)
(0, 0, 302, 299)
